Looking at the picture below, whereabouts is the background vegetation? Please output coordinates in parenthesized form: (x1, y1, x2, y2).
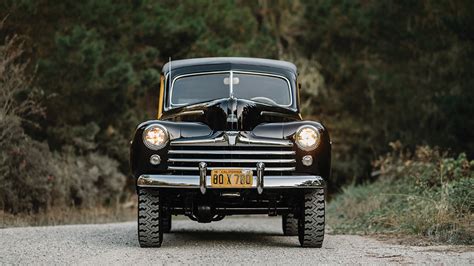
(0, 0, 472, 242)
(328, 143, 473, 244)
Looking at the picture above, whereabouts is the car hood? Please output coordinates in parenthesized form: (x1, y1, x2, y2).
(160, 98, 301, 131)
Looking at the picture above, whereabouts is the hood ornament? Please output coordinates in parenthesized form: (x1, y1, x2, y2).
(224, 131, 239, 146)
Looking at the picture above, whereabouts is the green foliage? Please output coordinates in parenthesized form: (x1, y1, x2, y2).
(1, 0, 473, 227)
(299, 0, 474, 183)
(0, 0, 279, 214)
(0, 20, 126, 213)
(1, 0, 278, 170)
(328, 144, 473, 244)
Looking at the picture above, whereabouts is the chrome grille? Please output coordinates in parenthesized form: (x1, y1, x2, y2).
(167, 145, 296, 175)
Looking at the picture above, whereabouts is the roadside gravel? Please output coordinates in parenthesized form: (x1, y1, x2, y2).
(1, 216, 472, 265)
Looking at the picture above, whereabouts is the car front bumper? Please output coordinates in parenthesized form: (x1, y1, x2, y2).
(137, 174, 325, 191)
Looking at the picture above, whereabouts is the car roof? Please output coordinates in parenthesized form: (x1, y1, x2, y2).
(162, 57, 297, 74)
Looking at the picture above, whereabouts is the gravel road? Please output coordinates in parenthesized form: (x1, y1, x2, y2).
(1, 216, 472, 265)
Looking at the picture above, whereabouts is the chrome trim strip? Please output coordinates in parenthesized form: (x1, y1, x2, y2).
(168, 166, 295, 171)
(170, 134, 293, 147)
(168, 150, 295, 155)
(260, 111, 289, 118)
(168, 158, 296, 163)
(170, 136, 226, 145)
(237, 135, 293, 146)
(137, 174, 325, 189)
(229, 70, 234, 98)
(166, 110, 205, 119)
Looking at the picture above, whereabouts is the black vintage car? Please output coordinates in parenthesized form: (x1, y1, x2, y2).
(130, 57, 331, 248)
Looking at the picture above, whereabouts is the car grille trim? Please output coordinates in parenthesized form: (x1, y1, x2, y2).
(168, 158, 296, 163)
(168, 150, 295, 155)
(168, 138, 296, 175)
(168, 166, 296, 172)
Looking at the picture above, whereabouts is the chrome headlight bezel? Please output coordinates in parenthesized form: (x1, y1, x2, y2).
(142, 124, 169, 150)
(295, 125, 321, 151)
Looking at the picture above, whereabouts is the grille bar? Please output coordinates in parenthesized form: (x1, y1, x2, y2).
(169, 150, 295, 155)
(168, 158, 296, 163)
(168, 166, 296, 172)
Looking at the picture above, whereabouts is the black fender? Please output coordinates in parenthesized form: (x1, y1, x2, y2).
(130, 120, 212, 178)
(252, 121, 331, 180)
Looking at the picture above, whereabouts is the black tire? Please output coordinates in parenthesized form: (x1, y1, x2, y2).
(298, 188, 325, 248)
(138, 189, 163, 248)
(282, 213, 298, 236)
(162, 212, 172, 233)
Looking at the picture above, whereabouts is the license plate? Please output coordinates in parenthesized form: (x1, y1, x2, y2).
(210, 169, 253, 188)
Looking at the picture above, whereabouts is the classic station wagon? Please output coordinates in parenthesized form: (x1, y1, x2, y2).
(130, 57, 331, 247)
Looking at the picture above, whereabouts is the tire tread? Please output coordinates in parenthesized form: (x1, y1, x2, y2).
(138, 189, 163, 248)
(298, 189, 325, 248)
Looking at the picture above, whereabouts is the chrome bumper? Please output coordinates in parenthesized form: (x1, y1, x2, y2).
(136, 174, 325, 190)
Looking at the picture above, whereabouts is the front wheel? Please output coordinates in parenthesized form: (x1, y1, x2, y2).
(298, 188, 325, 248)
(138, 189, 163, 248)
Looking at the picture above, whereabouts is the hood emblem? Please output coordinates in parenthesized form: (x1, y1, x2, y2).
(225, 131, 239, 146)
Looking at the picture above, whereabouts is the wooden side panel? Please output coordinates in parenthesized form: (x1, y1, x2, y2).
(157, 75, 164, 119)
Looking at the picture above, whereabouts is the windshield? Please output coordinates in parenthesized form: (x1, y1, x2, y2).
(170, 72, 291, 107)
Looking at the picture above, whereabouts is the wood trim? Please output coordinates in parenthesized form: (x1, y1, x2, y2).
(157, 75, 164, 119)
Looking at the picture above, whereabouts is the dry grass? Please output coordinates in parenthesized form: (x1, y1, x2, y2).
(327, 145, 473, 245)
(0, 201, 136, 228)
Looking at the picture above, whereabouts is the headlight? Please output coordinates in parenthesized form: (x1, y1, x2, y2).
(143, 124, 168, 150)
(295, 126, 320, 151)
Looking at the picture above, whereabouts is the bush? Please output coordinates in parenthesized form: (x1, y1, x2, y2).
(50, 148, 127, 208)
(1, 138, 54, 213)
(0, 22, 127, 214)
(1, 138, 127, 213)
(328, 143, 473, 245)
